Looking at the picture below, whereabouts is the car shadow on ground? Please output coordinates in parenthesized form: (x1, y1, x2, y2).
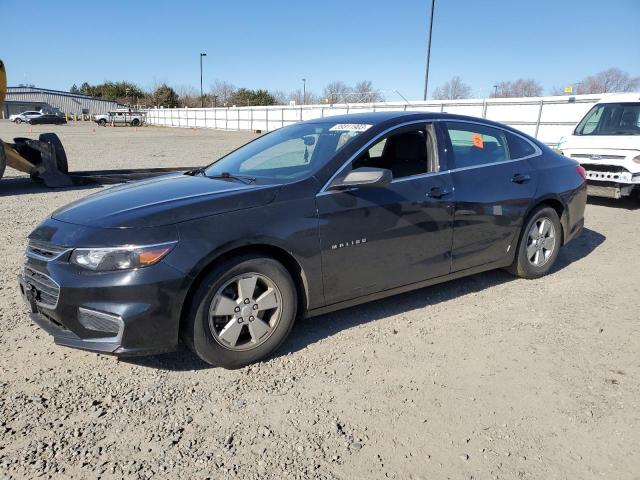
(587, 196, 639, 210)
(0, 177, 100, 197)
(123, 227, 605, 371)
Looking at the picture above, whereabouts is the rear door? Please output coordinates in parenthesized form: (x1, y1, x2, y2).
(317, 123, 454, 304)
(442, 121, 539, 272)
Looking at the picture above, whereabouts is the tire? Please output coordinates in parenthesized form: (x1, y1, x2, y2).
(507, 206, 561, 279)
(0, 142, 6, 180)
(183, 255, 297, 369)
(38, 133, 68, 174)
(130, 118, 140, 127)
(98, 119, 107, 126)
(15, 118, 22, 124)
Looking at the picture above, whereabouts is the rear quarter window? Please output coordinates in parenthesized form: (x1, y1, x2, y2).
(505, 131, 537, 159)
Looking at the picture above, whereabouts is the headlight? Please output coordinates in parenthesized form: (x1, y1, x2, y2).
(633, 155, 640, 165)
(70, 242, 176, 271)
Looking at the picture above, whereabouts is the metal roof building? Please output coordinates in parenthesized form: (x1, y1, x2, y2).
(3, 86, 122, 117)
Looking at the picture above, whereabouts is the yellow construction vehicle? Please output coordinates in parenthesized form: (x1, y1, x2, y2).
(1, 59, 73, 187)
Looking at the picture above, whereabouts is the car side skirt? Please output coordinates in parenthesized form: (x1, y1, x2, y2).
(305, 257, 513, 318)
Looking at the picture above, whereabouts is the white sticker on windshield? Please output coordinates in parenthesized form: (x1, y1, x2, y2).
(329, 123, 373, 132)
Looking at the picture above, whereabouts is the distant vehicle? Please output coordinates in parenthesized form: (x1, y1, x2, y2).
(94, 109, 145, 127)
(9, 111, 43, 124)
(559, 93, 640, 200)
(19, 112, 587, 368)
(28, 114, 67, 125)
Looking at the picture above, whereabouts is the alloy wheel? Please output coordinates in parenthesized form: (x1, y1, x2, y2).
(526, 217, 556, 267)
(208, 273, 282, 351)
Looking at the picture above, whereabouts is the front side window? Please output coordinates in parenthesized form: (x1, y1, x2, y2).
(575, 102, 640, 136)
(204, 121, 369, 181)
(351, 125, 437, 179)
(445, 122, 509, 168)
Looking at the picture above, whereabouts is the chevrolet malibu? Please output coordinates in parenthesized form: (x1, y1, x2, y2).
(19, 112, 587, 368)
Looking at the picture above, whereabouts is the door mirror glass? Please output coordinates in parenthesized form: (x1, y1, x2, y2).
(329, 167, 393, 190)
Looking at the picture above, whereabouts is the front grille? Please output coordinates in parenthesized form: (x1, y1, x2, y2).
(23, 266, 60, 309)
(571, 153, 626, 160)
(583, 165, 630, 173)
(26, 240, 71, 262)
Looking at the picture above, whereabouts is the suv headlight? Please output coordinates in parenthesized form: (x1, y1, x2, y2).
(633, 155, 640, 165)
(70, 242, 176, 271)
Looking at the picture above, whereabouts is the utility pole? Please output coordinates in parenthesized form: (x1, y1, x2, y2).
(423, 0, 436, 101)
(302, 78, 306, 105)
(493, 84, 498, 97)
(200, 52, 207, 108)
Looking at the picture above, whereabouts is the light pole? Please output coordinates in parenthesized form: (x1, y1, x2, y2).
(493, 84, 498, 97)
(423, 0, 436, 101)
(200, 52, 207, 108)
(301, 78, 306, 105)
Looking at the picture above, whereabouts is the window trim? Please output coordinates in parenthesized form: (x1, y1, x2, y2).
(319, 118, 541, 194)
(319, 120, 439, 193)
(441, 119, 542, 171)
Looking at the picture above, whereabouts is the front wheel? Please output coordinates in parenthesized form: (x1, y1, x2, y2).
(97, 119, 107, 126)
(183, 255, 297, 369)
(507, 206, 561, 279)
(15, 118, 22, 124)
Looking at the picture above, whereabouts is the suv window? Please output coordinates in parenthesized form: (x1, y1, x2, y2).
(352, 125, 437, 179)
(445, 122, 508, 168)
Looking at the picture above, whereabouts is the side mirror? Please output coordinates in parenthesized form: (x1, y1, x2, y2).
(329, 167, 393, 190)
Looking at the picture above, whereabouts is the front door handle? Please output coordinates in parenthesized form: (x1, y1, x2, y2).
(427, 186, 451, 199)
(511, 173, 531, 184)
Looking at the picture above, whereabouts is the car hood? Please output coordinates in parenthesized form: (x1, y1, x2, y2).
(51, 173, 281, 228)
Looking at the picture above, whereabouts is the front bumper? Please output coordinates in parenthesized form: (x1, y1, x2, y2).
(18, 258, 186, 356)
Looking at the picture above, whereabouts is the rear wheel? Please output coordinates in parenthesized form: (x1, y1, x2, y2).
(507, 206, 561, 279)
(183, 255, 297, 369)
(130, 118, 140, 127)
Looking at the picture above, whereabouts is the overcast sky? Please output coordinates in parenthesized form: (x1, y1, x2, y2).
(3, 0, 639, 100)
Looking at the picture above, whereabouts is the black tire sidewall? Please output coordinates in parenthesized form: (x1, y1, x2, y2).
(515, 206, 561, 278)
(187, 255, 297, 369)
(98, 119, 107, 126)
(15, 118, 22, 124)
(131, 119, 140, 126)
(0, 143, 6, 180)
(38, 133, 68, 173)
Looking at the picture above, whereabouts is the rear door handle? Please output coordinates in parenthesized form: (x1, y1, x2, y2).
(511, 173, 531, 184)
(427, 186, 451, 199)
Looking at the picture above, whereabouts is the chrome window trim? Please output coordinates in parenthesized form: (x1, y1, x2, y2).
(318, 118, 542, 195)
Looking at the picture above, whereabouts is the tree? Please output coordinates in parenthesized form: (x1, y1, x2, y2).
(323, 81, 352, 104)
(352, 80, 384, 103)
(69, 84, 80, 94)
(578, 68, 639, 94)
(491, 78, 543, 98)
(175, 85, 201, 107)
(210, 80, 237, 106)
(153, 84, 179, 107)
(432, 76, 471, 100)
(74, 81, 145, 103)
(228, 88, 276, 106)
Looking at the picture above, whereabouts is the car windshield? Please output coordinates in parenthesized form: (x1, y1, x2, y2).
(575, 102, 640, 135)
(203, 121, 371, 180)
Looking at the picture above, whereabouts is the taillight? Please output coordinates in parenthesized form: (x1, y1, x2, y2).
(576, 165, 587, 180)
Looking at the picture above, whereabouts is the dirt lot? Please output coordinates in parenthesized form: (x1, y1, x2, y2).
(0, 120, 638, 479)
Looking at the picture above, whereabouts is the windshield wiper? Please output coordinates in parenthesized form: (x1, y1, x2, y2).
(205, 172, 257, 184)
(185, 166, 206, 176)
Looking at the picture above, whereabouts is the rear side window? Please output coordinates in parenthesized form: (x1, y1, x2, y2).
(445, 122, 508, 168)
(505, 131, 536, 159)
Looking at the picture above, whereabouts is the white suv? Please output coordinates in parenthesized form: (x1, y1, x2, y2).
(560, 93, 640, 200)
(9, 110, 44, 124)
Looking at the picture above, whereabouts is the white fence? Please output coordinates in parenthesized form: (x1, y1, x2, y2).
(145, 94, 604, 145)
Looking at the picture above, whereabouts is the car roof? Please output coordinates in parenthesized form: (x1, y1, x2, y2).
(302, 110, 530, 135)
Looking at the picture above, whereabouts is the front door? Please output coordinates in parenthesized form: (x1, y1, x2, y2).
(316, 124, 455, 305)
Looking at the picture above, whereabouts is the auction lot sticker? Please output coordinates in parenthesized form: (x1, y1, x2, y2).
(329, 123, 373, 132)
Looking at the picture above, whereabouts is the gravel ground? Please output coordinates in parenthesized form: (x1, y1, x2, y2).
(0, 120, 639, 479)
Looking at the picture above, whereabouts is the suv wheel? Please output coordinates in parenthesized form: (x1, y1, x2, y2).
(15, 118, 22, 124)
(183, 255, 297, 369)
(507, 206, 561, 279)
(130, 118, 140, 127)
